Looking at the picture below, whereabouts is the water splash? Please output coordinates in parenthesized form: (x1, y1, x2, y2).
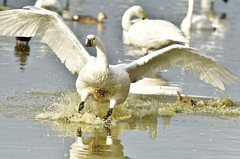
(35, 91, 240, 124)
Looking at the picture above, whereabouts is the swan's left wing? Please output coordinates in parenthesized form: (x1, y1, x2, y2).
(0, 6, 90, 74)
(125, 44, 238, 90)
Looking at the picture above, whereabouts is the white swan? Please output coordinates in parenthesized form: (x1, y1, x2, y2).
(181, 0, 214, 30)
(0, 6, 237, 120)
(34, 0, 63, 15)
(201, 0, 228, 12)
(122, 5, 186, 55)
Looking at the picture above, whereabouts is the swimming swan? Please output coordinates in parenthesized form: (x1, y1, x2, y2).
(181, 0, 214, 30)
(122, 5, 186, 55)
(72, 12, 108, 24)
(0, 6, 237, 120)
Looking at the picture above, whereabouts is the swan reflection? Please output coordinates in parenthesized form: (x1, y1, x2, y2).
(70, 127, 125, 159)
(14, 42, 30, 70)
(68, 116, 169, 158)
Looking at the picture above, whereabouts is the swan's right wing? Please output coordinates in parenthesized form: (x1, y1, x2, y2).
(0, 6, 90, 74)
(124, 44, 238, 90)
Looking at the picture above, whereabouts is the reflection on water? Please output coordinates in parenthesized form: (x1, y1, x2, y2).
(37, 113, 172, 158)
(130, 73, 182, 95)
(14, 42, 30, 70)
(70, 127, 125, 158)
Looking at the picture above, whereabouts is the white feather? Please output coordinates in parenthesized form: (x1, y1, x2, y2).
(124, 45, 237, 90)
(0, 6, 90, 74)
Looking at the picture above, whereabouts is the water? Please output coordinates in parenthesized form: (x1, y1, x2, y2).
(0, 0, 240, 158)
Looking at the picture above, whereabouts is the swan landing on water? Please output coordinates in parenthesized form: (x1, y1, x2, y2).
(0, 6, 237, 120)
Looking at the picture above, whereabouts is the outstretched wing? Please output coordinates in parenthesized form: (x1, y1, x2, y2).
(125, 44, 238, 90)
(0, 6, 90, 74)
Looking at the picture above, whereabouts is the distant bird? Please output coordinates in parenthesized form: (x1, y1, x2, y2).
(181, 0, 215, 30)
(0, 6, 237, 120)
(72, 12, 108, 24)
(122, 5, 186, 55)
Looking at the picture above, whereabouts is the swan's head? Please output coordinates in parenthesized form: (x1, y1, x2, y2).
(130, 5, 146, 20)
(85, 34, 97, 47)
(122, 5, 146, 31)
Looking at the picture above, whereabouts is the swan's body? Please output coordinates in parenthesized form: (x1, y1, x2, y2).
(181, 0, 214, 30)
(34, 0, 63, 15)
(73, 12, 108, 24)
(0, 6, 237, 120)
(122, 5, 186, 55)
(201, 0, 228, 12)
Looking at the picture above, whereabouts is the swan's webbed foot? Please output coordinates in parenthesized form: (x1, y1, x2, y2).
(78, 102, 85, 113)
(103, 108, 113, 121)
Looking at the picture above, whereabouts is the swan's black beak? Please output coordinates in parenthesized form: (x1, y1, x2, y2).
(85, 38, 93, 47)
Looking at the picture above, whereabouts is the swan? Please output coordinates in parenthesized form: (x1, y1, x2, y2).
(201, 0, 228, 12)
(122, 5, 186, 55)
(34, 0, 63, 15)
(72, 12, 108, 24)
(181, 0, 215, 30)
(0, 6, 237, 120)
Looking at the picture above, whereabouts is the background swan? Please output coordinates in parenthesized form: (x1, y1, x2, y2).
(34, 0, 63, 15)
(201, 0, 228, 12)
(72, 12, 108, 24)
(181, 0, 215, 30)
(0, 6, 237, 120)
(122, 5, 186, 55)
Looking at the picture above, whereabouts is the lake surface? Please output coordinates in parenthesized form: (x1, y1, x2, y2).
(0, 0, 240, 158)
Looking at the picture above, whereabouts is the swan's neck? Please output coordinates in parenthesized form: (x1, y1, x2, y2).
(96, 37, 109, 69)
(185, 0, 194, 29)
(122, 9, 134, 31)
